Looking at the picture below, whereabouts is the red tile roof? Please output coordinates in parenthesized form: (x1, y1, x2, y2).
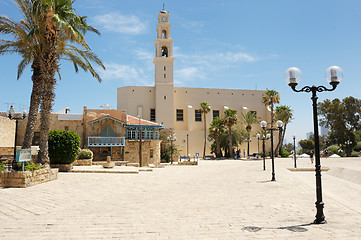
(127, 115, 162, 126)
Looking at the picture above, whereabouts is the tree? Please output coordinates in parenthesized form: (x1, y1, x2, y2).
(200, 102, 211, 158)
(242, 111, 260, 156)
(299, 139, 315, 154)
(208, 117, 224, 158)
(0, 0, 105, 160)
(223, 109, 238, 158)
(274, 105, 293, 155)
(33, 0, 104, 165)
(262, 89, 280, 156)
(318, 96, 361, 146)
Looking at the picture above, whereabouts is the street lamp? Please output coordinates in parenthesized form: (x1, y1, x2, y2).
(8, 105, 28, 170)
(167, 131, 176, 164)
(285, 65, 343, 224)
(138, 116, 142, 167)
(260, 120, 283, 181)
(293, 135, 297, 168)
(261, 133, 270, 171)
(246, 138, 252, 158)
(345, 140, 352, 157)
(256, 133, 260, 154)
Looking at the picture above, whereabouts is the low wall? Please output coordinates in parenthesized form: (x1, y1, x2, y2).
(0, 168, 58, 188)
(73, 159, 92, 166)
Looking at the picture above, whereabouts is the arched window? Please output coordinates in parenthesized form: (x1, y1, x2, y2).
(161, 46, 168, 57)
(100, 125, 115, 137)
(162, 30, 167, 39)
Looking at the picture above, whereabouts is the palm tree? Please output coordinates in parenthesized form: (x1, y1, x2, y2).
(1, 0, 105, 164)
(262, 89, 280, 156)
(223, 109, 238, 158)
(242, 111, 260, 157)
(200, 102, 211, 158)
(208, 117, 224, 158)
(274, 105, 293, 155)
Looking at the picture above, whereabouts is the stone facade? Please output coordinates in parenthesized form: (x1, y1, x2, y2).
(0, 168, 58, 188)
(0, 116, 15, 156)
(124, 140, 161, 167)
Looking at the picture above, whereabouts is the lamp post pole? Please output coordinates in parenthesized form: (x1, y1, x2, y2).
(261, 121, 283, 181)
(8, 106, 28, 170)
(345, 140, 352, 157)
(285, 66, 343, 224)
(256, 134, 260, 154)
(262, 135, 266, 171)
(138, 116, 142, 167)
(293, 135, 297, 168)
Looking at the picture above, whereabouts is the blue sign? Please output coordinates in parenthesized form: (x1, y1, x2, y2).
(16, 149, 31, 171)
(195, 152, 199, 157)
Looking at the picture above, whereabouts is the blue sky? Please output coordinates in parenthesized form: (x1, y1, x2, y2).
(1, 0, 361, 143)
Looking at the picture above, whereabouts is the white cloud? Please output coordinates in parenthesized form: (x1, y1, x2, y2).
(93, 13, 146, 34)
(98, 63, 152, 85)
(134, 49, 153, 62)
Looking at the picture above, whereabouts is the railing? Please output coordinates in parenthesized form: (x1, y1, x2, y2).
(88, 137, 125, 147)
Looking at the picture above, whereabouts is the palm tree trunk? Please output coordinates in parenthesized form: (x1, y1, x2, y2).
(216, 135, 221, 158)
(22, 60, 42, 149)
(229, 125, 233, 158)
(38, 10, 58, 166)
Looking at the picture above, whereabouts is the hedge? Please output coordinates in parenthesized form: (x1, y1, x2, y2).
(48, 130, 80, 164)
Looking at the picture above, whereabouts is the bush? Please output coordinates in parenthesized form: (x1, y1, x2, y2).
(327, 145, 340, 156)
(351, 151, 360, 157)
(78, 149, 93, 159)
(353, 142, 361, 152)
(48, 130, 80, 164)
(0, 161, 6, 171)
(280, 148, 290, 158)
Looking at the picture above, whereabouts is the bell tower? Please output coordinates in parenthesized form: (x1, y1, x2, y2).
(153, 9, 175, 128)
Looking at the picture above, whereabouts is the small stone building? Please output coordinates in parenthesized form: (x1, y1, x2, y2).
(1, 107, 163, 167)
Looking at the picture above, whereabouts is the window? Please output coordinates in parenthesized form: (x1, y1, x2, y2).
(150, 109, 156, 122)
(176, 109, 184, 121)
(164, 96, 167, 100)
(213, 110, 219, 119)
(150, 149, 154, 158)
(164, 74, 166, 78)
(195, 109, 202, 122)
(64, 126, 69, 131)
(250, 111, 257, 117)
(32, 132, 40, 145)
(164, 66, 166, 71)
(127, 128, 136, 139)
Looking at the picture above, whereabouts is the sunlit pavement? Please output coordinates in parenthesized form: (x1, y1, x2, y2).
(1, 157, 361, 239)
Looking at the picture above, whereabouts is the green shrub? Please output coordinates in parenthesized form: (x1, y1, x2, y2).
(78, 149, 93, 159)
(280, 148, 290, 158)
(353, 142, 361, 152)
(351, 151, 360, 157)
(0, 161, 6, 171)
(48, 130, 80, 164)
(327, 145, 340, 155)
(24, 162, 43, 171)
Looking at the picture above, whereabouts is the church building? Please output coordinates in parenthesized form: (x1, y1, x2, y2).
(117, 9, 273, 157)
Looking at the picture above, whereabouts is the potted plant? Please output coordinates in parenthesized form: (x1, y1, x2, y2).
(74, 149, 93, 166)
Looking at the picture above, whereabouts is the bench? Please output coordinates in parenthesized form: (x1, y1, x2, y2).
(248, 153, 260, 159)
(204, 155, 215, 160)
(180, 156, 190, 162)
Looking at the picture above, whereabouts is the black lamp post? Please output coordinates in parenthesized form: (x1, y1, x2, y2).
(167, 130, 176, 164)
(256, 134, 260, 154)
(345, 140, 352, 157)
(138, 116, 142, 167)
(293, 135, 297, 168)
(8, 105, 28, 170)
(260, 120, 283, 181)
(285, 65, 343, 224)
(261, 133, 270, 171)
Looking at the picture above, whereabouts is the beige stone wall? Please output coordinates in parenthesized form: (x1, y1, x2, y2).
(0, 116, 15, 148)
(124, 140, 161, 167)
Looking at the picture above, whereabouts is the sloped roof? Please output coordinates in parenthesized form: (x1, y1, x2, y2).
(87, 109, 127, 124)
(127, 115, 162, 127)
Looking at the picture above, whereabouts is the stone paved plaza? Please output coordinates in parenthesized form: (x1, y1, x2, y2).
(1, 157, 361, 239)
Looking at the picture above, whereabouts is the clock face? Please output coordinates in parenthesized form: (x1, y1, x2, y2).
(162, 17, 167, 22)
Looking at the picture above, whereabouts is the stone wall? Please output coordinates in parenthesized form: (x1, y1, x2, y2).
(0, 116, 15, 155)
(0, 168, 58, 188)
(124, 140, 161, 167)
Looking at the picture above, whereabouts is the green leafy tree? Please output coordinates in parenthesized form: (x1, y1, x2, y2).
(48, 130, 80, 164)
(318, 97, 361, 146)
(274, 105, 293, 154)
(223, 109, 238, 158)
(242, 111, 260, 156)
(299, 139, 315, 154)
(208, 117, 224, 158)
(200, 102, 211, 158)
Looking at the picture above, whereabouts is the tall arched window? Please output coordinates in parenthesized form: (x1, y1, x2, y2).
(162, 30, 167, 39)
(100, 125, 115, 137)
